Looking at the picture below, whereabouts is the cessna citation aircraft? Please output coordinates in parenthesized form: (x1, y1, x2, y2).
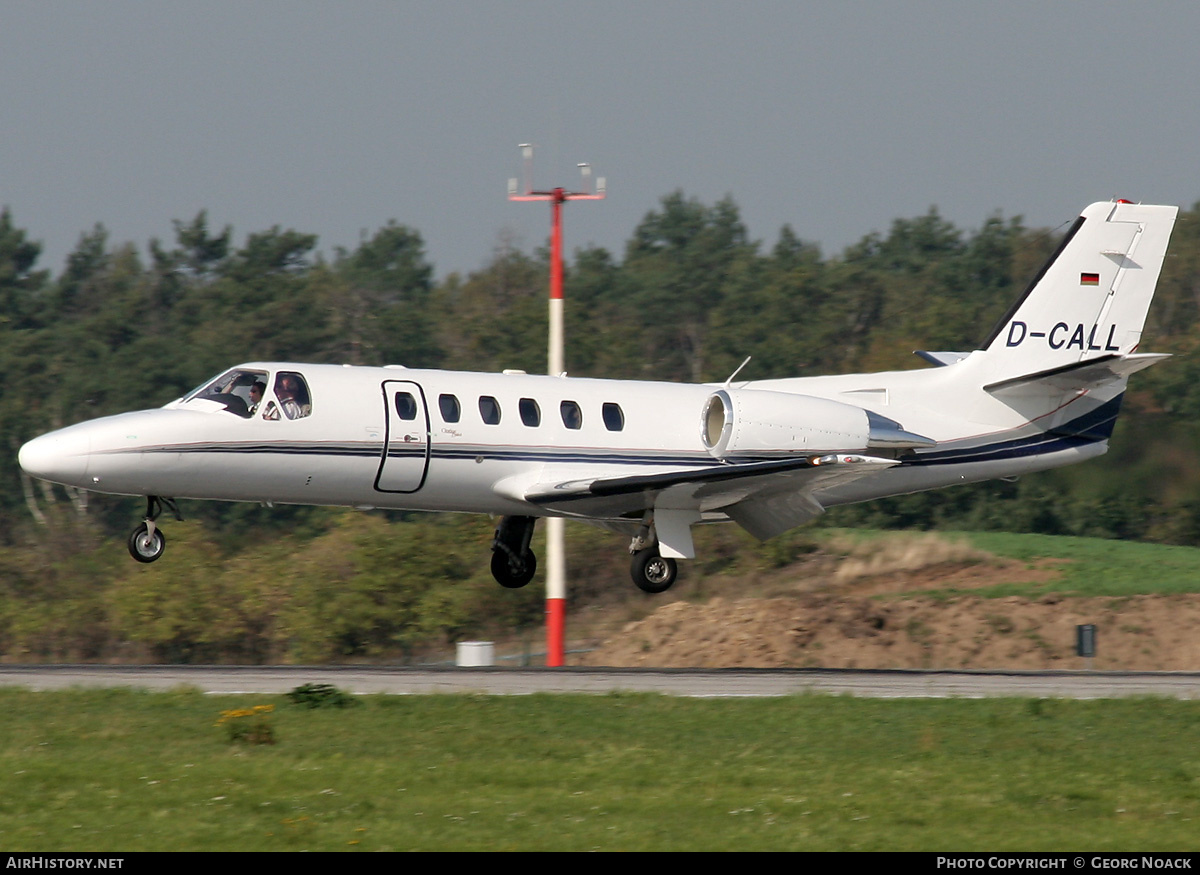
(18, 200, 1178, 593)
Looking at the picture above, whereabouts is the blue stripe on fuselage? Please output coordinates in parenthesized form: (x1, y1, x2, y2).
(115, 394, 1122, 472)
(902, 394, 1121, 467)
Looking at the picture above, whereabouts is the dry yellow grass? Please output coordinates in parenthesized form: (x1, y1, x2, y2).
(829, 531, 995, 583)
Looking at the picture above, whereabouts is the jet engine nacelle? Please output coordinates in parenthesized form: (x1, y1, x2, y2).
(700, 388, 935, 460)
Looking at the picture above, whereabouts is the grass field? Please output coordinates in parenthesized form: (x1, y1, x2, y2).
(960, 532, 1200, 597)
(1, 687, 1197, 851)
(814, 529, 1200, 599)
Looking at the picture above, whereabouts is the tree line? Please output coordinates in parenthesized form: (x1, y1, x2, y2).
(2, 192, 1199, 660)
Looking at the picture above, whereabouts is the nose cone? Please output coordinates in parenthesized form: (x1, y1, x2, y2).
(18, 426, 92, 487)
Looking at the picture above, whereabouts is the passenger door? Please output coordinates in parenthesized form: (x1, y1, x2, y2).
(375, 380, 430, 493)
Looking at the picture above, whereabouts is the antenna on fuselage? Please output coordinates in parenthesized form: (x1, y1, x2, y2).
(724, 356, 752, 387)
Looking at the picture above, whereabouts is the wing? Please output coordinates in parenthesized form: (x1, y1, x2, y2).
(524, 453, 899, 541)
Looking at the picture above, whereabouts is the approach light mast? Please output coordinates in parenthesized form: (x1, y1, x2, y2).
(508, 143, 606, 667)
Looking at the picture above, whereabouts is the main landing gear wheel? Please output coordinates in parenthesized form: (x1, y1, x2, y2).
(128, 522, 166, 563)
(491, 548, 537, 589)
(491, 515, 538, 589)
(631, 549, 677, 594)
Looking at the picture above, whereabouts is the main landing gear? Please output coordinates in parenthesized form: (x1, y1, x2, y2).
(487, 511, 681, 592)
(488, 513, 681, 594)
(627, 515, 679, 594)
(491, 515, 537, 588)
(630, 548, 677, 594)
(127, 496, 182, 564)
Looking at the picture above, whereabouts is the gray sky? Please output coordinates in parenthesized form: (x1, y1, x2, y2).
(3, 1, 1199, 278)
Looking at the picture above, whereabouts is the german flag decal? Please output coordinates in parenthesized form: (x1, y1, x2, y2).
(1081, 272, 1100, 286)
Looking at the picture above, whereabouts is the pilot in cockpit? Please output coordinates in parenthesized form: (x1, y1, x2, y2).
(276, 374, 304, 420)
(248, 381, 265, 415)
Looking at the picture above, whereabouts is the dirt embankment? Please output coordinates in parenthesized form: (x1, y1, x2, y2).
(576, 535, 1200, 671)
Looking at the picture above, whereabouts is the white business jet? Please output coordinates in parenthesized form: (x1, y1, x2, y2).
(18, 200, 1178, 592)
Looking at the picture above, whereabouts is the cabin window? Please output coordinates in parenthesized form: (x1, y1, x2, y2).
(394, 392, 418, 421)
(519, 398, 541, 427)
(479, 395, 501, 425)
(602, 402, 625, 432)
(560, 400, 582, 430)
(273, 371, 312, 420)
(439, 394, 461, 423)
(184, 367, 268, 419)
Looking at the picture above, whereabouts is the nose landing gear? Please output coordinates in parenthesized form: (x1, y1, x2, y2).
(126, 496, 182, 564)
(128, 522, 166, 563)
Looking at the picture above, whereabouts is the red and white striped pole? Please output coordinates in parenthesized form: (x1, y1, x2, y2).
(545, 188, 566, 665)
(509, 147, 604, 667)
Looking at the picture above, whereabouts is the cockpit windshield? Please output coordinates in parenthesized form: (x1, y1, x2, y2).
(181, 368, 269, 418)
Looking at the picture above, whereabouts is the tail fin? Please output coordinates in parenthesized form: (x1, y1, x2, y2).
(980, 200, 1177, 380)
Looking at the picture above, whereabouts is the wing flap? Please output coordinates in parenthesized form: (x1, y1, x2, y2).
(725, 491, 825, 541)
(525, 454, 899, 537)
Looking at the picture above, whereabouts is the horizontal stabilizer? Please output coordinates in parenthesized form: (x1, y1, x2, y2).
(984, 352, 1169, 396)
(914, 350, 971, 367)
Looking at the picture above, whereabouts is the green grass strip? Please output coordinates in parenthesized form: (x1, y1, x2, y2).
(0, 688, 1196, 851)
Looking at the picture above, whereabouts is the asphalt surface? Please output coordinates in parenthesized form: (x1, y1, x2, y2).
(2, 665, 1199, 699)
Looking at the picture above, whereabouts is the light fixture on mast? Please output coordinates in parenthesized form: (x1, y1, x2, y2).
(507, 144, 605, 667)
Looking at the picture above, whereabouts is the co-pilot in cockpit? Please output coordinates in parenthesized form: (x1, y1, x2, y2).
(182, 368, 312, 420)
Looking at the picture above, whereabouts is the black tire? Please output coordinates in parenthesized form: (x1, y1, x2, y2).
(631, 549, 677, 593)
(491, 548, 537, 588)
(128, 523, 166, 563)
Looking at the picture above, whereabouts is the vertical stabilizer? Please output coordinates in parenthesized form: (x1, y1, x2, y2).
(981, 201, 1177, 379)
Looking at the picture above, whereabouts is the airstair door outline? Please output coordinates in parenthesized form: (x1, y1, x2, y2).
(375, 380, 430, 493)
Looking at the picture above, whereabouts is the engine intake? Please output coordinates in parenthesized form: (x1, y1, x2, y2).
(701, 388, 934, 460)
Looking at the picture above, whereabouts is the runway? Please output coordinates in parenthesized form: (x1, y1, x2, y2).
(2, 664, 1199, 699)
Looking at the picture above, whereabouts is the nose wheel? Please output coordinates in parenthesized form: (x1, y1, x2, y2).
(126, 496, 181, 563)
(128, 522, 166, 563)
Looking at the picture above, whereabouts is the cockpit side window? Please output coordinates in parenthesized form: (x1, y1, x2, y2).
(184, 368, 269, 418)
(273, 371, 312, 420)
